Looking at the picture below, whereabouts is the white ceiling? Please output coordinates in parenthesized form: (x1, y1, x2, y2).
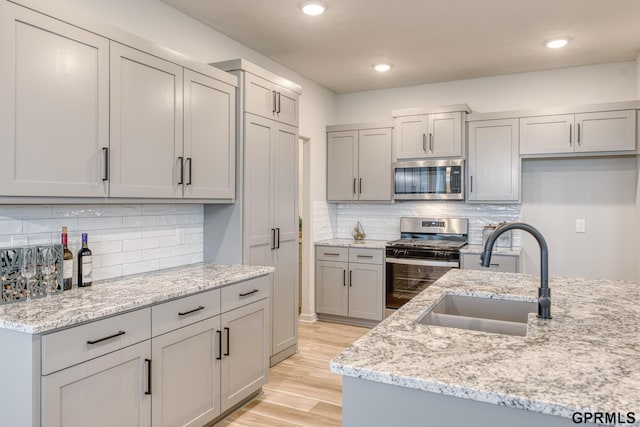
(161, 0, 640, 94)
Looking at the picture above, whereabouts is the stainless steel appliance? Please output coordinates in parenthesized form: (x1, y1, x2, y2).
(386, 217, 468, 311)
(393, 159, 464, 200)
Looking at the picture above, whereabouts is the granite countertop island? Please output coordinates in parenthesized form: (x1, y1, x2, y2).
(0, 263, 274, 334)
(331, 269, 640, 426)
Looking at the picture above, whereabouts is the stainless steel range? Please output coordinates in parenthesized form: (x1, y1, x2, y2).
(386, 217, 468, 311)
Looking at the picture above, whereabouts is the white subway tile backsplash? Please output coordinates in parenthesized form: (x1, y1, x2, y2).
(0, 220, 23, 235)
(315, 201, 522, 247)
(1, 203, 204, 283)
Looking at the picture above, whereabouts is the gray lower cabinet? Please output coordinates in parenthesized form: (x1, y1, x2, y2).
(316, 247, 384, 323)
(40, 276, 269, 427)
(461, 253, 519, 273)
(42, 341, 152, 427)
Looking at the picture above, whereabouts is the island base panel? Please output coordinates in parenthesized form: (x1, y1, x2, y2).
(343, 377, 574, 427)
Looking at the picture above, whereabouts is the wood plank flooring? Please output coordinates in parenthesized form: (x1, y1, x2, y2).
(216, 321, 369, 427)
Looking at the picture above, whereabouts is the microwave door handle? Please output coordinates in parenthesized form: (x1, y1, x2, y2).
(445, 166, 451, 194)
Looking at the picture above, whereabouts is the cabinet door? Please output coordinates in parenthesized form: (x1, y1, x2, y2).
(327, 131, 358, 201)
(221, 299, 269, 412)
(183, 69, 236, 199)
(151, 316, 221, 427)
(358, 128, 392, 201)
(461, 253, 518, 273)
(427, 112, 463, 158)
(575, 110, 636, 153)
(519, 115, 574, 155)
(272, 122, 299, 357)
(244, 72, 275, 121)
(42, 341, 151, 427)
(316, 260, 349, 316)
(0, 2, 109, 197)
(348, 263, 384, 321)
(468, 119, 520, 202)
(244, 113, 274, 266)
(274, 86, 299, 127)
(394, 115, 428, 159)
(110, 42, 183, 198)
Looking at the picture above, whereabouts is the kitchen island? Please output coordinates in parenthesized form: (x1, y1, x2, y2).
(331, 269, 640, 427)
(0, 263, 274, 427)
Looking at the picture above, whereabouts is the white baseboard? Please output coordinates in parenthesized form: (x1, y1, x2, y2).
(298, 313, 318, 323)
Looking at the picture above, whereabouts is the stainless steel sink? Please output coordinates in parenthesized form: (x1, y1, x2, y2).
(418, 294, 536, 336)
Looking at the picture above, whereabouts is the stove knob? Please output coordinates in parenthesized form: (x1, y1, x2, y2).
(402, 249, 409, 256)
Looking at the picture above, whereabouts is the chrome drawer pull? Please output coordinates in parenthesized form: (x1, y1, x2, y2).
(239, 289, 259, 297)
(178, 306, 205, 316)
(324, 252, 340, 256)
(87, 330, 125, 345)
(357, 255, 373, 258)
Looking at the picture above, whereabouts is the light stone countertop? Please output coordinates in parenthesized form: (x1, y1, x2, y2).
(330, 269, 640, 425)
(459, 244, 522, 256)
(0, 263, 274, 334)
(315, 239, 388, 249)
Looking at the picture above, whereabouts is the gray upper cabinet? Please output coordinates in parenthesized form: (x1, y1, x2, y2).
(183, 69, 236, 200)
(0, 2, 236, 201)
(109, 42, 184, 198)
(0, 2, 109, 197)
(326, 124, 392, 202)
(393, 110, 466, 160)
(520, 110, 636, 156)
(467, 119, 520, 203)
(244, 72, 299, 127)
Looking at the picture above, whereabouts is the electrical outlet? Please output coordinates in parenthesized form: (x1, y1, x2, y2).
(575, 219, 586, 233)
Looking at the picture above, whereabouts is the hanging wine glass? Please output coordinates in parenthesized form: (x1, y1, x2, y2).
(21, 247, 37, 301)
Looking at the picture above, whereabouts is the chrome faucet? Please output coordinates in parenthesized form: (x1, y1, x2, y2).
(480, 222, 551, 319)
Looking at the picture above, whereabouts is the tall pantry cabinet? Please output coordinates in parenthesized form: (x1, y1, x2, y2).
(214, 59, 300, 366)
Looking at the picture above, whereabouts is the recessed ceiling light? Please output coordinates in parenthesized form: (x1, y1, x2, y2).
(373, 63, 392, 72)
(299, 1, 327, 16)
(545, 37, 571, 49)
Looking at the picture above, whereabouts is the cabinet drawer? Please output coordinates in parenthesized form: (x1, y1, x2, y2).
(349, 248, 383, 265)
(462, 254, 518, 273)
(221, 275, 269, 313)
(316, 246, 349, 262)
(42, 308, 151, 375)
(151, 288, 221, 337)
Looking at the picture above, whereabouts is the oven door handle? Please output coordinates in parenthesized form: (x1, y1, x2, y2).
(386, 258, 459, 268)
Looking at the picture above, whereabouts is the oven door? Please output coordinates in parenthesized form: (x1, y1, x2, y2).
(385, 258, 458, 311)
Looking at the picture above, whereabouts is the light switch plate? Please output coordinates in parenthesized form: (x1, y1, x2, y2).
(575, 219, 586, 233)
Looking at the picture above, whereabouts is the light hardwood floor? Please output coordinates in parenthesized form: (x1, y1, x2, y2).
(217, 321, 369, 427)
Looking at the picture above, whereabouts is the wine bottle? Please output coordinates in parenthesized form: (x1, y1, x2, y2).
(61, 226, 73, 290)
(77, 233, 93, 287)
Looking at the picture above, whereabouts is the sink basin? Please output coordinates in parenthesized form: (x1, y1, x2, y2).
(418, 294, 536, 336)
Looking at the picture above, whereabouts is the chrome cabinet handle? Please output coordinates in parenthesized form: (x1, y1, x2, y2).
(357, 255, 373, 259)
(577, 123, 581, 145)
(569, 124, 572, 146)
(102, 147, 109, 181)
(276, 228, 281, 249)
(271, 228, 276, 250)
(324, 252, 340, 256)
(359, 178, 362, 194)
(470, 176, 473, 193)
(239, 289, 259, 297)
(272, 91, 277, 113)
(422, 134, 427, 152)
(178, 306, 204, 316)
(343, 270, 346, 286)
(353, 178, 357, 194)
(429, 133, 433, 152)
(87, 330, 125, 345)
(186, 157, 192, 185)
(277, 92, 281, 113)
(349, 270, 352, 287)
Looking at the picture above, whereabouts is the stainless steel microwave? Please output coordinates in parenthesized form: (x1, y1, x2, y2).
(393, 159, 464, 200)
